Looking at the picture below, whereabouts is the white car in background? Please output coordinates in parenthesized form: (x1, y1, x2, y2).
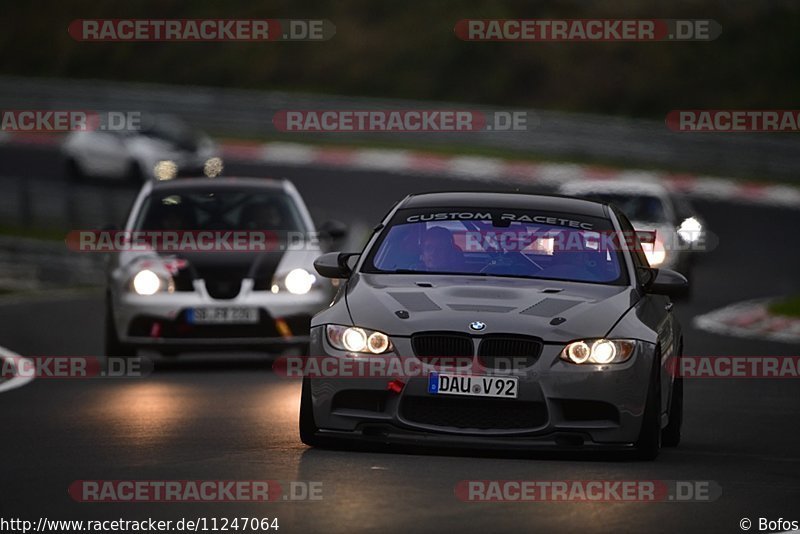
(104, 175, 346, 358)
(62, 114, 220, 182)
(558, 180, 706, 291)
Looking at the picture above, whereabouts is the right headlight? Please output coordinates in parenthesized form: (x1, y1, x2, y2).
(127, 262, 176, 295)
(326, 324, 392, 354)
(132, 269, 161, 295)
(559, 339, 636, 365)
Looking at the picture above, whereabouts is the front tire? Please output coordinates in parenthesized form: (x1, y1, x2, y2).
(662, 375, 683, 447)
(633, 352, 662, 460)
(299, 377, 322, 447)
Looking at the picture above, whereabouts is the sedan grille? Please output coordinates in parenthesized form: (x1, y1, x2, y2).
(477, 335, 543, 369)
(198, 267, 245, 300)
(411, 332, 474, 367)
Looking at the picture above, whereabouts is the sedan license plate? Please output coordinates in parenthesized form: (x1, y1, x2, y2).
(428, 372, 518, 399)
(188, 307, 258, 324)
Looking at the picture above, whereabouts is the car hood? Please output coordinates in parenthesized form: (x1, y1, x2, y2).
(345, 273, 639, 343)
(117, 247, 319, 283)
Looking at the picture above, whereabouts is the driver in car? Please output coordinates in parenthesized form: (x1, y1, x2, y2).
(419, 226, 466, 272)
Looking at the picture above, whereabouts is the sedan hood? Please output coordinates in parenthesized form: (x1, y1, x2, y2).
(346, 274, 639, 343)
(118, 246, 320, 287)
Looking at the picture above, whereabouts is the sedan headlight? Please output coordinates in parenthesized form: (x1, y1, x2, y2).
(153, 160, 177, 181)
(642, 238, 666, 267)
(677, 217, 703, 244)
(129, 266, 175, 295)
(272, 268, 317, 295)
(560, 339, 636, 365)
(326, 324, 392, 354)
(132, 269, 160, 295)
(131, 268, 176, 295)
(204, 157, 224, 178)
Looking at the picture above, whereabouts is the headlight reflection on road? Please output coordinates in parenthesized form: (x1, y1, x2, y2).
(97, 382, 195, 447)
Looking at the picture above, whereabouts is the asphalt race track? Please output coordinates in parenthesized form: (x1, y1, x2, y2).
(0, 143, 798, 533)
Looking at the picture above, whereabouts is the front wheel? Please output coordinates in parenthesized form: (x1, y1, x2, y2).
(299, 377, 321, 447)
(662, 375, 683, 447)
(633, 353, 662, 460)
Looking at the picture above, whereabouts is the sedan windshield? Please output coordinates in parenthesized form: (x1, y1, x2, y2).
(365, 209, 628, 285)
(134, 188, 306, 233)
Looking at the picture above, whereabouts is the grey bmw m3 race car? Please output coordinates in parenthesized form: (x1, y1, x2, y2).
(299, 192, 687, 459)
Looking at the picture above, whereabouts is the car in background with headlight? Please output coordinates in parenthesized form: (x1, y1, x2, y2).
(62, 113, 221, 182)
(300, 191, 687, 459)
(558, 180, 705, 293)
(104, 175, 345, 358)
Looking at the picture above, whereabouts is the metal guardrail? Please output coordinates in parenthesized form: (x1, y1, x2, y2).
(1, 76, 799, 180)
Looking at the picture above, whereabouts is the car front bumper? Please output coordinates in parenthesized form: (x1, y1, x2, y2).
(112, 280, 330, 350)
(305, 326, 657, 448)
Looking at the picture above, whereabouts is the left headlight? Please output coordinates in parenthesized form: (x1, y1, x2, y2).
(272, 268, 317, 295)
(204, 157, 224, 178)
(326, 324, 392, 354)
(642, 238, 666, 267)
(559, 339, 636, 365)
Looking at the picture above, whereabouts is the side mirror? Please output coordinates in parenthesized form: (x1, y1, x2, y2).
(645, 268, 689, 297)
(314, 252, 359, 279)
(318, 220, 348, 241)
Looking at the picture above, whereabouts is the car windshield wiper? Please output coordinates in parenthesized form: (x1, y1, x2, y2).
(389, 269, 490, 276)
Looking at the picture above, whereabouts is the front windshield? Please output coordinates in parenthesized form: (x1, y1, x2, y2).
(133, 188, 306, 233)
(578, 193, 668, 223)
(364, 209, 628, 285)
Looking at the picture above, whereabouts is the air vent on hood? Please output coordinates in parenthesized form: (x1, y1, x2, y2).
(389, 292, 441, 312)
(520, 298, 579, 318)
(448, 304, 515, 313)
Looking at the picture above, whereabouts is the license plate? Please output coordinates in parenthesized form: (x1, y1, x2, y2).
(188, 307, 258, 324)
(428, 372, 518, 399)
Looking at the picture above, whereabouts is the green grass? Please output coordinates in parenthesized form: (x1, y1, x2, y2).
(768, 296, 800, 318)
